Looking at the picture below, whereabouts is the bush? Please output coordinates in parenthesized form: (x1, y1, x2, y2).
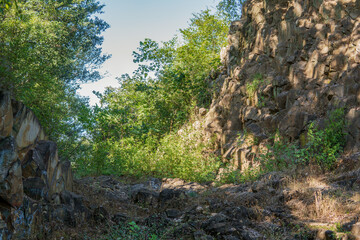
(297, 108, 346, 169)
(94, 221, 160, 240)
(219, 167, 261, 184)
(246, 73, 263, 99)
(258, 108, 346, 172)
(81, 123, 220, 182)
(148, 124, 220, 182)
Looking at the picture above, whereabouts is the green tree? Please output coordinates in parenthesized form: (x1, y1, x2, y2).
(174, 9, 228, 106)
(217, 0, 244, 21)
(88, 8, 229, 178)
(0, 0, 109, 161)
(0, 0, 17, 13)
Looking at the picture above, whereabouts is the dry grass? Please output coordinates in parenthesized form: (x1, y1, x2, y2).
(312, 190, 343, 221)
(351, 193, 360, 203)
(286, 176, 360, 224)
(288, 176, 330, 191)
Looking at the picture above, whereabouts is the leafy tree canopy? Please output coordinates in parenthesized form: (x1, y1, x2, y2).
(0, 0, 109, 160)
(86, 5, 233, 177)
(217, 0, 244, 21)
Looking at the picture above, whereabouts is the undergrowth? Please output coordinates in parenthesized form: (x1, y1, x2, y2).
(87, 221, 162, 240)
(258, 108, 347, 172)
(246, 73, 263, 98)
(220, 108, 347, 184)
(75, 108, 346, 185)
(75, 123, 220, 183)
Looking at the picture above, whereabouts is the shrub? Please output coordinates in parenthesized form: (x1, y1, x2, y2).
(97, 221, 160, 240)
(151, 124, 220, 182)
(82, 122, 220, 182)
(257, 108, 346, 172)
(219, 167, 261, 184)
(246, 73, 263, 99)
(297, 108, 346, 169)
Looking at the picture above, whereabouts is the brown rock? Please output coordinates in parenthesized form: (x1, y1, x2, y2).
(12, 102, 42, 160)
(22, 141, 72, 199)
(279, 110, 308, 139)
(0, 137, 24, 207)
(199, 108, 207, 116)
(23, 177, 46, 201)
(276, 91, 288, 109)
(5, 160, 23, 207)
(0, 92, 13, 139)
(60, 161, 73, 192)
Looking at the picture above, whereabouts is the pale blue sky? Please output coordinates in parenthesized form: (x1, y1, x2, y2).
(79, 0, 218, 105)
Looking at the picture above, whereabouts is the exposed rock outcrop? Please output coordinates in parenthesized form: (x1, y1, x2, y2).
(205, 0, 360, 170)
(0, 91, 83, 239)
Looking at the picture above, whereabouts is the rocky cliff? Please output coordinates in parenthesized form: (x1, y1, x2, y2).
(205, 0, 360, 170)
(0, 91, 84, 239)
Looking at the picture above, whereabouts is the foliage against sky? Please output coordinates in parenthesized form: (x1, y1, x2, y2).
(87, 5, 232, 178)
(0, 0, 243, 179)
(0, 0, 109, 160)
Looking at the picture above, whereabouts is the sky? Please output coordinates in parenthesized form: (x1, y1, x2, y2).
(78, 0, 218, 105)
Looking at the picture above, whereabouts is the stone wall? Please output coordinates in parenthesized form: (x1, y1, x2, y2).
(0, 91, 80, 239)
(204, 0, 360, 170)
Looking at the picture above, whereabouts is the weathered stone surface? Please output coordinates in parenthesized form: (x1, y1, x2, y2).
(159, 188, 185, 204)
(351, 223, 360, 238)
(22, 141, 73, 199)
(204, 0, 360, 165)
(0, 91, 78, 239)
(60, 161, 73, 192)
(344, 108, 360, 152)
(34, 141, 59, 186)
(0, 137, 17, 181)
(23, 177, 46, 201)
(5, 160, 23, 207)
(111, 213, 128, 224)
(12, 103, 42, 159)
(166, 208, 182, 218)
(131, 188, 159, 207)
(279, 110, 308, 140)
(0, 92, 12, 139)
(0, 137, 23, 207)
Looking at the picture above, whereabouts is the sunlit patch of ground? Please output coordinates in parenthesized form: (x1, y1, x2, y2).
(285, 165, 360, 238)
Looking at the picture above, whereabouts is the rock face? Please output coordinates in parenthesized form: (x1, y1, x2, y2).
(204, 0, 360, 170)
(0, 91, 81, 239)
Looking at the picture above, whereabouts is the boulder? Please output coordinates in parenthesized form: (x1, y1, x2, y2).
(5, 160, 23, 207)
(131, 188, 159, 207)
